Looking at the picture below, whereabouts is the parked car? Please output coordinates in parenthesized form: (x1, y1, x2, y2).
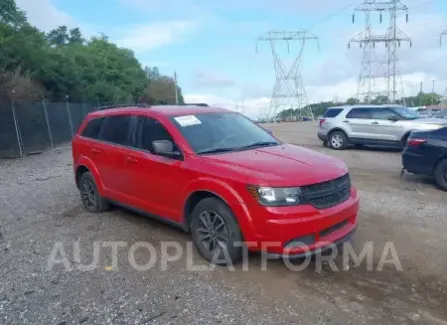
(402, 126, 447, 191)
(318, 104, 447, 150)
(72, 105, 359, 265)
(435, 109, 447, 119)
(416, 108, 433, 118)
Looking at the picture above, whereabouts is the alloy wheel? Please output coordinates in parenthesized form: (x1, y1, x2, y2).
(81, 179, 97, 210)
(331, 134, 344, 148)
(196, 210, 229, 258)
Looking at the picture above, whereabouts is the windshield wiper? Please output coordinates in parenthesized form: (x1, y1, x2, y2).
(197, 147, 238, 154)
(236, 141, 279, 151)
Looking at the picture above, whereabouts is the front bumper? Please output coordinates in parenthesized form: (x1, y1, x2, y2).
(243, 187, 360, 256)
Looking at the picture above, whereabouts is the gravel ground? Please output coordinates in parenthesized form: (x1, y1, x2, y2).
(0, 122, 446, 325)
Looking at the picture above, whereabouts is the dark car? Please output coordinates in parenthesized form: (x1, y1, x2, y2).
(402, 126, 447, 191)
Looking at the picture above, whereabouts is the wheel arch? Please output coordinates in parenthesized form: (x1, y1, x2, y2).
(433, 155, 447, 173)
(74, 157, 105, 194)
(328, 127, 349, 138)
(183, 191, 228, 232)
(180, 179, 256, 239)
(400, 131, 412, 146)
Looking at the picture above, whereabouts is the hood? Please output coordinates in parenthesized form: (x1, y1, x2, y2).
(412, 118, 447, 125)
(201, 144, 348, 187)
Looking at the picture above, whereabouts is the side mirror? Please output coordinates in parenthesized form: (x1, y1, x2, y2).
(388, 116, 399, 122)
(152, 140, 181, 158)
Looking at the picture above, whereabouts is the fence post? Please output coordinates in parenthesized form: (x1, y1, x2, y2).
(65, 96, 74, 136)
(10, 98, 23, 157)
(42, 99, 54, 149)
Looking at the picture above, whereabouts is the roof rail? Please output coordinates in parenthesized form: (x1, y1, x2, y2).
(182, 103, 209, 107)
(98, 103, 151, 110)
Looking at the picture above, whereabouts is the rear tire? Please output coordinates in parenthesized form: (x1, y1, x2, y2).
(434, 159, 447, 191)
(190, 198, 243, 265)
(79, 172, 109, 213)
(328, 131, 348, 150)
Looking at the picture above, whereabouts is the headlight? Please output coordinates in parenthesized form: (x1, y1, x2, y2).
(247, 185, 307, 206)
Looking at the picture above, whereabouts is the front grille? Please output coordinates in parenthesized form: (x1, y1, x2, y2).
(301, 173, 351, 209)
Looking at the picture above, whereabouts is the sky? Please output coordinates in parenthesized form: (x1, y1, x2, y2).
(15, 0, 447, 118)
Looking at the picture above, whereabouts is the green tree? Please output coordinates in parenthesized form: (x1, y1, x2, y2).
(0, 0, 186, 105)
(47, 25, 69, 46)
(68, 27, 84, 45)
(346, 97, 359, 105)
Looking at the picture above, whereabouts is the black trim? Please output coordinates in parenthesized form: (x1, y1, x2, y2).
(108, 199, 189, 232)
(265, 227, 357, 260)
(349, 137, 402, 147)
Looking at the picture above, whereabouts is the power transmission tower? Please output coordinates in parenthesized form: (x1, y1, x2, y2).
(256, 30, 319, 122)
(349, 0, 411, 103)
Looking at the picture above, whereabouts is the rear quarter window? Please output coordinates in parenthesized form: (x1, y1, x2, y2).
(81, 117, 105, 139)
(323, 108, 343, 118)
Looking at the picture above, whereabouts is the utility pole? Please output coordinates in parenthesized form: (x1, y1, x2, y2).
(419, 81, 423, 106)
(256, 30, 319, 122)
(431, 80, 435, 106)
(349, 0, 411, 103)
(174, 71, 179, 105)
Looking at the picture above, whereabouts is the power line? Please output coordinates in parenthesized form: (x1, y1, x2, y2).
(310, 3, 358, 28)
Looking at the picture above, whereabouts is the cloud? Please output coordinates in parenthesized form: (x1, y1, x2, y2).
(16, 0, 198, 53)
(190, 70, 235, 88)
(16, 0, 74, 31)
(184, 93, 270, 119)
(113, 21, 199, 53)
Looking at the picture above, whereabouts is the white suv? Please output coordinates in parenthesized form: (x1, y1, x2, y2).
(318, 105, 447, 150)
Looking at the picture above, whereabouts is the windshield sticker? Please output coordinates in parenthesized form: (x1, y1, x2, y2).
(174, 115, 202, 127)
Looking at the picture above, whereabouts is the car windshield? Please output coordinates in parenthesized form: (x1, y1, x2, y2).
(170, 112, 280, 154)
(391, 106, 420, 119)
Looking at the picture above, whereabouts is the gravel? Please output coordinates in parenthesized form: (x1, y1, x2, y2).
(1, 125, 446, 324)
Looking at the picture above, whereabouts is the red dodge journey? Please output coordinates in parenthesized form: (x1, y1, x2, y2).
(72, 104, 359, 264)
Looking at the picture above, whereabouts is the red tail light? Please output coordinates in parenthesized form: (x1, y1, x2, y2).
(407, 139, 426, 146)
(319, 119, 326, 127)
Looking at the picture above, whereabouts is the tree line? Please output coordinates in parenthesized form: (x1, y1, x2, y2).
(0, 0, 184, 105)
(276, 92, 445, 120)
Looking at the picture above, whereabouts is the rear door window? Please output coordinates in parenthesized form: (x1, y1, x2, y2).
(323, 108, 343, 118)
(81, 117, 105, 139)
(99, 115, 133, 146)
(346, 108, 372, 119)
(370, 108, 397, 120)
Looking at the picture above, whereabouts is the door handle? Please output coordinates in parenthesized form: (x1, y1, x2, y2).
(91, 148, 102, 154)
(342, 120, 349, 123)
(371, 121, 379, 124)
(127, 157, 138, 163)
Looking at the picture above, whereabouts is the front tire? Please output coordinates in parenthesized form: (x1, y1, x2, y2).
(79, 172, 109, 213)
(434, 159, 447, 191)
(190, 198, 243, 265)
(328, 131, 348, 150)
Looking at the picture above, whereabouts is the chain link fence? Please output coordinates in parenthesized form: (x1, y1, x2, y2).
(0, 100, 130, 158)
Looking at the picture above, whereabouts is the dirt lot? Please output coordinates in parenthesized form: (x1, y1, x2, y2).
(0, 121, 446, 325)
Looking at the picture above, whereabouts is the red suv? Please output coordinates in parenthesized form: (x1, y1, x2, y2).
(72, 105, 359, 264)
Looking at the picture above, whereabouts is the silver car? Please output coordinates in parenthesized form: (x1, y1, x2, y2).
(318, 105, 447, 150)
